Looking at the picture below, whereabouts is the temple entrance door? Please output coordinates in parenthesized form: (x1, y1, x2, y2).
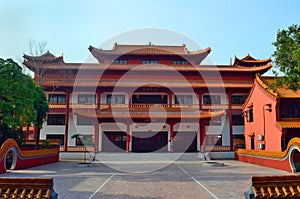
(102, 132, 127, 152)
(132, 132, 168, 152)
(173, 132, 197, 152)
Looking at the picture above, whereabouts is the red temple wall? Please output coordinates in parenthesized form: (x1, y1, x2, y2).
(243, 82, 282, 152)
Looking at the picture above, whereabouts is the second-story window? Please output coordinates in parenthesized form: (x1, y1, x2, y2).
(231, 95, 246, 104)
(47, 114, 65, 125)
(78, 94, 96, 104)
(244, 108, 254, 123)
(173, 60, 189, 65)
(111, 59, 127, 64)
(203, 95, 221, 104)
(107, 94, 125, 104)
(232, 115, 244, 126)
(142, 60, 158, 64)
(175, 95, 193, 104)
(48, 94, 66, 104)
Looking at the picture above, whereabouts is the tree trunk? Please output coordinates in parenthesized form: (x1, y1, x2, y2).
(35, 127, 40, 150)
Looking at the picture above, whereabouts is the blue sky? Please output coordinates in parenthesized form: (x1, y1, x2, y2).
(1, 0, 299, 74)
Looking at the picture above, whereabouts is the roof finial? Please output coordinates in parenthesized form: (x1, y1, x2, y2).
(148, 41, 152, 46)
(114, 42, 118, 47)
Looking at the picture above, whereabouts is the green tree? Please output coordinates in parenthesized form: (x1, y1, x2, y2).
(0, 58, 48, 147)
(272, 24, 300, 91)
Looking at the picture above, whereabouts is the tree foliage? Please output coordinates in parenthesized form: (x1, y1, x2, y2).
(0, 58, 48, 146)
(272, 24, 300, 91)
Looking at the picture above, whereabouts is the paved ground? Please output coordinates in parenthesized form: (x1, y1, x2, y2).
(0, 156, 290, 199)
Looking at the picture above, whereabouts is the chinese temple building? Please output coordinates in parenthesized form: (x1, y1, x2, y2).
(23, 43, 272, 154)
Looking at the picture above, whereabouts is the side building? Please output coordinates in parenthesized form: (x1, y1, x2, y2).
(23, 43, 271, 153)
(237, 75, 300, 172)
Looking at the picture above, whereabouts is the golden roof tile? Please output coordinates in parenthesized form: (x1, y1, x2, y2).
(277, 119, 300, 128)
(256, 75, 300, 99)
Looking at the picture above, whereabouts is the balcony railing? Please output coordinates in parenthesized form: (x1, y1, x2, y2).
(202, 104, 229, 109)
(131, 104, 169, 108)
(59, 146, 94, 152)
(48, 103, 243, 111)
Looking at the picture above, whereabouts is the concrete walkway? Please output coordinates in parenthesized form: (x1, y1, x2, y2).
(1, 157, 289, 199)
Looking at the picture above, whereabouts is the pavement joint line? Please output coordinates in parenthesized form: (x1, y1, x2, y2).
(88, 173, 115, 199)
(177, 165, 219, 199)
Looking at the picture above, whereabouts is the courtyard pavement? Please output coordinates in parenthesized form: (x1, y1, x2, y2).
(0, 154, 290, 199)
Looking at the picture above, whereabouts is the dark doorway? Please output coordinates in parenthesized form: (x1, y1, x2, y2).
(291, 149, 300, 172)
(173, 132, 197, 152)
(132, 132, 168, 152)
(251, 137, 255, 150)
(102, 132, 127, 152)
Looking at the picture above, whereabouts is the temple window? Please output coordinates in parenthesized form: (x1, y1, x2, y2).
(244, 108, 254, 123)
(111, 59, 127, 64)
(175, 95, 193, 104)
(202, 95, 221, 104)
(47, 114, 65, 125)
(77, 117, 94, 126)
(280, 101, 300, 118)
(78, 94, 96, 104)
(231, 95, 246, 104)
(173, 60, 189, 65)
(107, 94, 125, 104)
(48, 94, 66, 104)
(142, 60, 158, 64)
(232, 115, 244, 126)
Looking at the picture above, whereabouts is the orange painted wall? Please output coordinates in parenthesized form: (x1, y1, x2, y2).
(243, 81, 282, 152)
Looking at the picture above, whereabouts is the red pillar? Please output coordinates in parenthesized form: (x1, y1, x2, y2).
(170, 123, 174, 152)
(64, 91, 71, 152)
(126, 123, 131, 153)
(128, 92, 132, 108)
(94, 121, 99, 152)
(97, 92, 101, 109)
(168, 92, 172, 108)
(198, 92, 203, 110)
(200, 121, 206, 152)
(227, 92, 233, 151)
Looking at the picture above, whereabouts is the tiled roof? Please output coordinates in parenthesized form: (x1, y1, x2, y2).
(0, 178, 57, 199)
(250, 175, 300, 198)
(74, 107, 225, 120)
(256, 75, 300, 98)
(23, 51, 64, 72)
(89, 44, 211, 65)
(233, 54, 271, 67)
(88, 43, 209, 55)
(277, 119, 300, 128)
(40, 62, 272, 73)
(41, 79, 254, 89)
